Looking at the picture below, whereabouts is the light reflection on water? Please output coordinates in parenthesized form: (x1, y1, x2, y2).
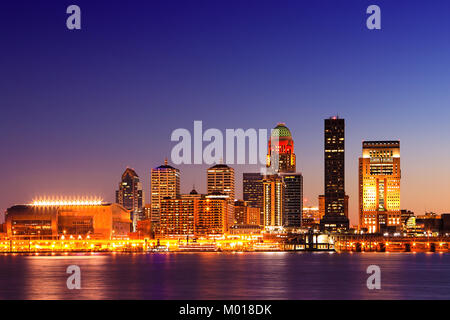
(0, 252, 450, 300)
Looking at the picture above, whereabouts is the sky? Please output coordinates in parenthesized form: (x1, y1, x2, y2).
(1, 0, 450, 225)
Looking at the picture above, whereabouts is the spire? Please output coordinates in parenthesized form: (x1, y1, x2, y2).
(164, 158, 168, 166)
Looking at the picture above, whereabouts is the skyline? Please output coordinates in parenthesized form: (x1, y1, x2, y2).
(2, 0, 450, 225)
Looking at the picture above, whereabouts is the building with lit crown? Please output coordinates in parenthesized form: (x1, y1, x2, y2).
(264, 123, 303, 230)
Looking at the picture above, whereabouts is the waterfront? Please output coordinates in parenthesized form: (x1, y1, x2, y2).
(1, 252, 450, 300)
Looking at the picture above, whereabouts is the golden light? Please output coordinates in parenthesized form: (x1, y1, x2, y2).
(31, 197, 103, 206)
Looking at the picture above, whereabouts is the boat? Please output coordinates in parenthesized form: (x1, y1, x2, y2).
(177, 243, 219, 252)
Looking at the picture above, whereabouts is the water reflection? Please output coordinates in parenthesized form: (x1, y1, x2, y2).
(0, 252, 450, 299)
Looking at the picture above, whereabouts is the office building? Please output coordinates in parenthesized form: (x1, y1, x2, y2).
(151, 159, 180, 226)
(320, 117, 349, 232)
(243, 173, 264, 225)
(116, 168, 144, 230)
(359, 141, 401, 233)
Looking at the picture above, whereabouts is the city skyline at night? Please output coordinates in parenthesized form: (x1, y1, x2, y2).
(2, 0, 450, 227)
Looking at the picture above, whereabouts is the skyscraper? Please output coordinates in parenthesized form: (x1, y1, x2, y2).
(359, 141, 401, 233)
(263, 174, 285, 228)
(151, 159, 180, 226)
(320, 117, 349, 232)
(243, 172, 264, 225)
(281, 173, 303, 228)
(266, 123, 296, 173)
(207, 163, 235, 230)
(207, 164, 235, 201)
(264, 123, 303, 230)
(116, 168, 144, 231)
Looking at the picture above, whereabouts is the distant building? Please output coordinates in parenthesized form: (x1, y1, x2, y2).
(263, 174, 284, 228)
(196, 195, 230, 237)
(159, 197, 196, 239)
(243, 173, 264, 225)
(116, 168, 144, 231)
(281, 173, 303, 229)
(234, 200, 260, 225)
(207, 164, 235, 228)
(5, 202, 131, 240)
(151, 159, 180, 226)
(302, 206, 320, 227)
(359, 141, 401, 233)
(320, 117, 349, 232)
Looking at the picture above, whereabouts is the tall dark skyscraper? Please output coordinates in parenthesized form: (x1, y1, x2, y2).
(281, 173, 303, 228)
(116, 168, 144, 231)
(320, 117, 349, 232)
(243, 173, 264, 225)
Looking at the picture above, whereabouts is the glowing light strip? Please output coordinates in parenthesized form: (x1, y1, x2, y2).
(31, 199, 103, 206)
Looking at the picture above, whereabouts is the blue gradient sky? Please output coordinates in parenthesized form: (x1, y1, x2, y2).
(1, 0, 450, 225)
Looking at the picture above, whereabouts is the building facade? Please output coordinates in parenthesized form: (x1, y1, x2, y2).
(234, 200, 261, 226)
(320, 117, 349, 232)
(264, 123, 302, 230)
(263, 174, 285, 228)
(281, 173, 303, 229)
(359, 141, 401, 233)
(115, 168, 144, 230)
(150, 159, 180, 226)
(243, 172, 264, 225)
(5, 202, 131, 240)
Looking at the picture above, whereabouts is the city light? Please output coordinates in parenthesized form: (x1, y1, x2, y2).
(31, 198, 103, 206)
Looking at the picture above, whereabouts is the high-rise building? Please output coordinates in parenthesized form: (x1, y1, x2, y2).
(281, 173, 303, 229)
(359, 141, 401, 233)
(267, 123, 296, 173)
(207, 164, 235, 201)
(116, 168, 144, 230)
(207, 163, 235, 228)
(151, 159, 180, 226)
(320, 117, 349, 232)
(243, 173, 264, 225)
(264, 123, 302, 230)
(263, 174, 285, 228)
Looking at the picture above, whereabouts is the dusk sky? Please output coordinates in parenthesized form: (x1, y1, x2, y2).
(1, 0, 450, 225)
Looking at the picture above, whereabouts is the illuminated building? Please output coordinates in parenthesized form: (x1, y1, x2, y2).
(243, 173, 264, 225)
(318, 195, 325, 220)
(267, 123, 296, 173)
(158, 188, 204, 238)
(359, 141, 401, 233)
(263, 174, 284, 228)
(207, 164, 235, 204)
(264, 123, 302, 230)
(302, 206, 320, 227)
(320, 117, 349, 232)
(195, 194, 229, 237)
(151, 159, 180, 226)
(159, 197, 196, 239)
(115, 168, 144, 231)
(207, 164, 235, 229)
(5, 200, 131, 240)
(234, 200, 261, 225)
